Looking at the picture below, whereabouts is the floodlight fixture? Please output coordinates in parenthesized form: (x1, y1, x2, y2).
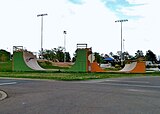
(115, 19, 128, 65)
(37, 13, 48, 58)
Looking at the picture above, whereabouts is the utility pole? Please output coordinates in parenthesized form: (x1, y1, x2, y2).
(37, 13, 48, 59)
(115, 19, 128, 65)
(63, 31, 67, 62)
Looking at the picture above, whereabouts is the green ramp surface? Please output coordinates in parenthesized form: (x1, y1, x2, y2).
(67, 49, 88, 72)
(13, 51, 34, 71)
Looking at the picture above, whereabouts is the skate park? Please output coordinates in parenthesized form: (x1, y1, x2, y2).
(12, 45, 105, 72)
(1, 29, 159, 114)
(12, 44, 146, 73)
(1, 0, 160, 113)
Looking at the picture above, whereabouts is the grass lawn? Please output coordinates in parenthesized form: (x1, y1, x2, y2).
(0, 71, 160, 81)
(0, 61, 12, 72)
(0, 60, 160, 81)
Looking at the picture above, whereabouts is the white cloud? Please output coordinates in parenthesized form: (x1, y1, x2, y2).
(64, 0, 119, 54)
(126, 0, 146, 4)
(118, 6, 142, 17)
(120, 0, 160, 55)
(0, 0, 160, 57)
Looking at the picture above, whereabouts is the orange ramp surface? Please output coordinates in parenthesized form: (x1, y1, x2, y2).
(91, 62, 105, 72)
(130, 61, 146, 73)
(120, 61, 146, 73)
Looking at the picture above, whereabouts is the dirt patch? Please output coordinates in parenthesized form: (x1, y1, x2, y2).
(52, 62, 73, 67)
(38, 59, 73, 68)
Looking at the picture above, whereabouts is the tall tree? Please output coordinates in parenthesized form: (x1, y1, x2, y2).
(65, 52, 71, 62)
(0, 49, 11, 62)
(123, 51, 133, 60)
(42, 47, 71, 62)
(94, 52, 103, 63)
(109, 52, 114, 57)
(135, 50, 144, 59)
(145, 50, 157, 63)
(43, 49, 56, 61)
(55, 46, 64, 62)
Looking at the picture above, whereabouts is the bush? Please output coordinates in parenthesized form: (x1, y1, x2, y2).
(0, 61, 12, 71)
(0, 50, 10, 62)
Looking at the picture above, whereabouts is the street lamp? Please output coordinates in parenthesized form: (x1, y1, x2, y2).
(123, 39, 125, 52)
(115, 19, 128, 65)
(63, 31, 67, 62)
(37, 13, 48, 58)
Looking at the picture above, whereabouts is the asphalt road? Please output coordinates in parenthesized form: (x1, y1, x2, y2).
(0, 76, 160, 114)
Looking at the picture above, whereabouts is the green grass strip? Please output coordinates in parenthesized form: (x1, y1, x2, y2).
(0, 72, 160, 81)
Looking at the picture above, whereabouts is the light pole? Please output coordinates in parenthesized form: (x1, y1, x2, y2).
(37, 13, 48, 58)
(63, 31, 67, 62)
(123, 39, 125, 61)
(123, 39, 125, 52)
(115, 19, 128, 65)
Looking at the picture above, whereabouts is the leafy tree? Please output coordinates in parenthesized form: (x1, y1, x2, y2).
(94, 52, 104, 64)
(43, 49, 56, 61)
(65, 52, 71, 62)
(55, 46, 64, 62)
(135, 50, 144, 59)
(123, 51, 133, 60)
(72, 52, 76, 62)
(0, 49, 11, 62)
(109, 52, 114, 57)
(116, 51, 121, 57)
(112, 55, 119, 62)
(42, 46, 71, 62)
(145, 50, 157, 63)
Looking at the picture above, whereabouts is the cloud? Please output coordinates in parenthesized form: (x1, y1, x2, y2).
(0, 0, 160, 57)
(68, 0, 146, 20)
(68, 0, 84, 4)
(101, 0, 145, 20)
(65, 0, 119, 54)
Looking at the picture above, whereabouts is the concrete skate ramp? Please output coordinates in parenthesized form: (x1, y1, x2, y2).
(13, 51, 44, 71)
(23, 51, 44, 70)
(120, 64, 131, 72)
(120, 62, 146, 73)
(120, 62, 137, 72)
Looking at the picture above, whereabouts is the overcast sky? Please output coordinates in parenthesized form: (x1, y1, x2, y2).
(0, 0, 160, 57)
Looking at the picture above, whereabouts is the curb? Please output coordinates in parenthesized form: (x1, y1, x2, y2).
(0, 90, 8, 101)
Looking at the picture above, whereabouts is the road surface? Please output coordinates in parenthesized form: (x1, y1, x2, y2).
(0, 76, 160, 114)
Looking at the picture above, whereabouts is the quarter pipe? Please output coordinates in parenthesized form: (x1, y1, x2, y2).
(13, 51, 44, 71)
(120, 62, 146, 73)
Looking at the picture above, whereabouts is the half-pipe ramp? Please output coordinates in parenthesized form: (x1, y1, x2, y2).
(120, 62, 146, 73)
(13, 51, 44, 71)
